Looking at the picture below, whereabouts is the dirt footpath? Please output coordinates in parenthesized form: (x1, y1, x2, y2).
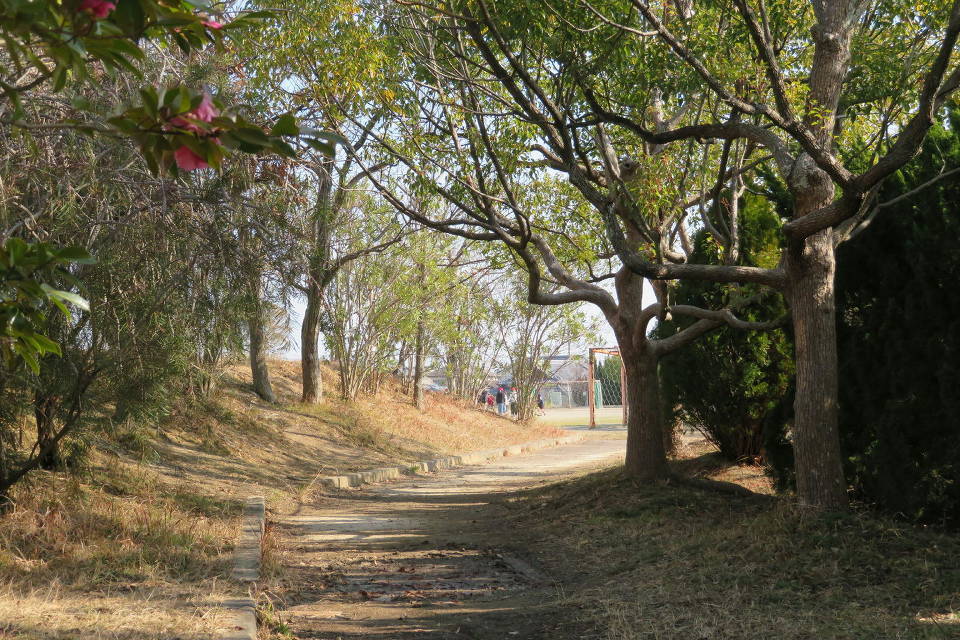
(274, 436, 627, 639)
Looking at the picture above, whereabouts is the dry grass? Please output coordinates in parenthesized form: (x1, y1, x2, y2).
(0, 463, 241, 639)
(0, 580, 235, 639)
(234, 359, 562, 456)
(671, 438, 776, 495)
(151, 359, 564, 510)
(504, 443, 960, 639)
(259, 521, 285, 584)
(0, 358, 560, 639)
(0, 467, 238, 590)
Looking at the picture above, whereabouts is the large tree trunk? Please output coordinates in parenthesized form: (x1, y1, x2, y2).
(300, 280, 323, 404)
(621, 344, 669, 481)
(610, 267, 671, 481)
(785, 150, 848, 510)
(785, 227, 848, 510)
(412, 319, 425, 410)
(776, 5, 855, 511)
(248, 301, 275, 403)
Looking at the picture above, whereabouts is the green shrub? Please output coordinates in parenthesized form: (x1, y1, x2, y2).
(657, 194, 793, 462)
(833, 114, 960, 528)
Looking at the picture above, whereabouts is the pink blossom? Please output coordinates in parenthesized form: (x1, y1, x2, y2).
(192, 93, 217, 122)
(202, 19, 223, 29)
(79, 0, 116, 19)
(174, 146, 209, 171)
(169, 93, 218, 133)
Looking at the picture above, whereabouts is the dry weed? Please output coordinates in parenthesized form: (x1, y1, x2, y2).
(506, 450, 960, 639)
(0, 578, 235, 639)
(0, 468, 236, 590)
(259, 521, 285, 584)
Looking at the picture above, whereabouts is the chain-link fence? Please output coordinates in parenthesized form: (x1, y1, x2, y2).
(535, 349, 626, 427)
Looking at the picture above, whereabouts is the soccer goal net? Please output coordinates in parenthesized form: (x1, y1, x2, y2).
(588, 348, 627, 428)
(537, 348, 626, 428)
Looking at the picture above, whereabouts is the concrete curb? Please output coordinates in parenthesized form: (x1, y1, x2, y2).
(317, 434, 585, 490)
(222, 496, 265, 640)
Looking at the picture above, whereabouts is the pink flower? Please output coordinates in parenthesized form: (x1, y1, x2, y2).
(169, 93, 218, 133)
(202, 19, 223, 29)
(79, 0, 116, 19)
(192, 93, 218, 122)
(174, 146, 209, 171)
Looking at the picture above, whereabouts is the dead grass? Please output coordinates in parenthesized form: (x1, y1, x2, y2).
(0, 466, 238, 590)
(125, 359, 562, 519)
(259, 521, 284, 584)
(245, 359, 562, 456)
(0, 357, 561, 639)
(0, 580, 236, 639)
(671, 438, 775, 495)
(157, 359, 563, 500)
(0, 462, 241, 639)
(504, 442, 960, 639)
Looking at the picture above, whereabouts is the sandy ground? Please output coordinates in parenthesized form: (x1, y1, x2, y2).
(273, 432, 630, 639)
(535, 406, 625, 429)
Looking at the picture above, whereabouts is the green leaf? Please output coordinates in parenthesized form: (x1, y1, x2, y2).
(304, 138, 336, 156)
(270, 113, 299, 137)
(113, 0, 147, 36)
(47, 296, 72, 322)
(300, 128, 349, 147)
(5, 238, 27, 265)
(52, 65, 68, 92)
(30, 333, 61, 356)
(55, 246, 96, 264)
(107, 115, 138, 134)
(269, 139, 297, 157)
(139, 86, 159, 119)
(14, 344, 40, 375)
(224, 9, 274, 27)
(229, 126, 271, 147)
(40, 285, 90, 312)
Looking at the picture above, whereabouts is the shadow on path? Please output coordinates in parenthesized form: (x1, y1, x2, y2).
(274, 439, 627, 639)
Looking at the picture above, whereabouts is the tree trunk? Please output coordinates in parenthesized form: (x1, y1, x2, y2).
(609, 267, 670, 481)
(300, 280, 323, 404)
(621, 345, 669, 481)
(412, 319, 425, 410)
(301, 157, 334, 404)
(776, 5, 855, 511)
(785, 227, 848, 510)
(33, 391, 60, 469)
(248, 301, 275, 403)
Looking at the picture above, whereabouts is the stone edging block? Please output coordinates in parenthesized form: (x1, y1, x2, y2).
(317, 433, 584, 491)
(222, 496, 265, 640)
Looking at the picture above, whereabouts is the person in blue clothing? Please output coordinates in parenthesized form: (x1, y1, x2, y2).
(495, 386, 506, 415)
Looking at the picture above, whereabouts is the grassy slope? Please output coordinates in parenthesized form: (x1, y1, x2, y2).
(502, 440, 960, 639)
(157, 359, 561, 509)
(0, 358, 559, 639)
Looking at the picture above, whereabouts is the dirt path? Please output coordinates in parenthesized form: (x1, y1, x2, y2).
(274, 435, 627, 639)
